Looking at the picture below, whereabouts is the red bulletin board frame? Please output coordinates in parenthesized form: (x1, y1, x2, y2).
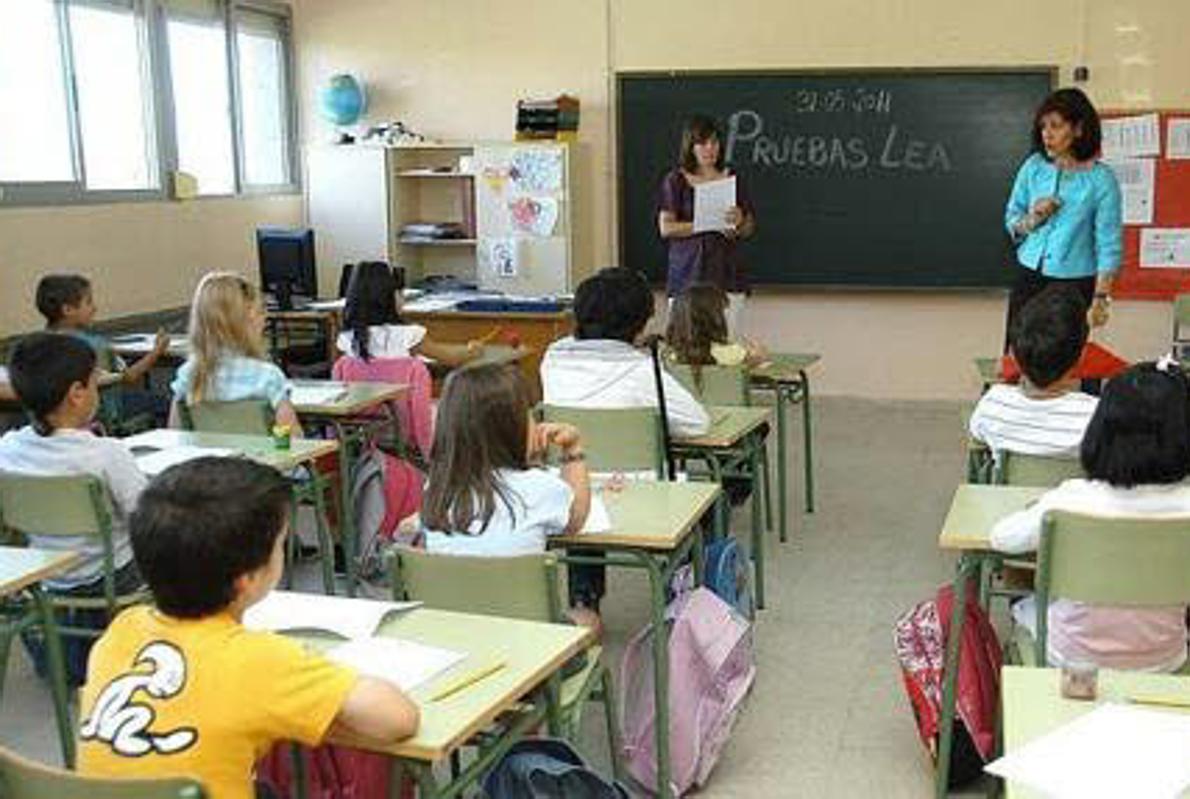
(1103, 110, 1190, 300)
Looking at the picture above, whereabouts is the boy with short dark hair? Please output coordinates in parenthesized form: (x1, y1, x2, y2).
(79, 457, 419, 799)
(36, 273, 169, 383)
(0, 332, 146, 682)
(969, 284, 1099, 458)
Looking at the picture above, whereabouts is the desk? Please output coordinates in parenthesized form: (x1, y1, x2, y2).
(934, 484, 1043, 798)
(404, 308, 572, 396)
(672, 405, 773, 609)
(109, 333, 190, 361)
(124, 428, 338, 472)
(319, 607, 593, 798)
(292, 380, 409, 595)
(552, 480, 718, 799)
(1001, 666, 1190, 799)
(749, 353, 820, 536)
(0, 546, 84, 766)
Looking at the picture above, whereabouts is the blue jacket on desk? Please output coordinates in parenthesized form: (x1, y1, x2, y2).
(1004, 152, 1123, 280)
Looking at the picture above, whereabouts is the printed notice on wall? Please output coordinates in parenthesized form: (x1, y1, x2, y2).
(488, 238, 521, 277)
(1167, 119, 1190, 160)
(1140, 228, 1190, 269)
(1102, 113, 1161, 159)
(1104, 158, 1156, 225)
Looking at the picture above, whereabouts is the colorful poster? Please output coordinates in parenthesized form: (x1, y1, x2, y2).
(509, 148, 563, 193)
(508, 196, 559, 236)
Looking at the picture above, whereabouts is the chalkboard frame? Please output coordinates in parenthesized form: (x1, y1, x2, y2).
(615, 66, 1058, 292)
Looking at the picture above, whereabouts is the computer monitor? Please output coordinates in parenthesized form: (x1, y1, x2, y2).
(257, 227, 318, 310)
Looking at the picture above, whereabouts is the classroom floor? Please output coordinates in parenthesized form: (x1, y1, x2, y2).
(1, 397, 987, 797)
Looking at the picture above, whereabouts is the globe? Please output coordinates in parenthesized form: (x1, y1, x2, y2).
(319, 74, 367, 126)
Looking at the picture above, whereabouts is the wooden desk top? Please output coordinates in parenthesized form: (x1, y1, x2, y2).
(552, 480, 721, 551)
(1002, 666, 1190, 799)
(124, 429, 338, 472)
(404, 308, 573, 323)
(0, 546, 84, 596)
(291, 380, 409, 417)
(672, 405, 772, 449)
(323, 607, 592, 762)
(749, 352, 821, 384)
(938, 484, 1045, 551)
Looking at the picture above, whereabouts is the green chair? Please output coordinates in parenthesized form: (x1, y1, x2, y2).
(179, 400, 337, 595)
(0, 742, 205, 798)
(1172, 293, 1190, 349)
(993, 451, 1084, 487)
(1017, 509, 1190, 672)
(539, 405, 665, 477)
(0, 473, 153, 767)
(390, 549, 620, 776)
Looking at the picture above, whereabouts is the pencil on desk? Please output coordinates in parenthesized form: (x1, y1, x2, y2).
(430, 660, 507, 702)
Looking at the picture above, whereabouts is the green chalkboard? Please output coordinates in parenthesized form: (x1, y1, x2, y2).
(617, 68, 1055, 288)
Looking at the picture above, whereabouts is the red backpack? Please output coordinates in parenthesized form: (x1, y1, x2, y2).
(894, 582, 1001, 789)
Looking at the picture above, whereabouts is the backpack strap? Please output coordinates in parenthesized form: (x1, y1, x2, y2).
(648, 336, 677, 481)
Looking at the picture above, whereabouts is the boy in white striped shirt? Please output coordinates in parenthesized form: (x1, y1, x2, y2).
(969, 285, 1099, 460)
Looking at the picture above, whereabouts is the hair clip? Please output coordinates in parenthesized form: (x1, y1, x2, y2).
(1156, 353, 1181, 375)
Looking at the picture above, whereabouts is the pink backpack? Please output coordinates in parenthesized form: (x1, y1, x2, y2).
(618, 587, 755, 795)
(332, 355, 433, 460)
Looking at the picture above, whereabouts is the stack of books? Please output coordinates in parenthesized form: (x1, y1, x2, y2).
(398, 222, 469, 243)
(516, 95, 579, 141)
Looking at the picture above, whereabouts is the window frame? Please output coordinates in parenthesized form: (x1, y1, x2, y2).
(0, 0, 299, 207)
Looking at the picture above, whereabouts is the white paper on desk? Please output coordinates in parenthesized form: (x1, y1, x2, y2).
(243, 590, 420, 640)
(327, 637, 465, 692)
(403, 297, 460, 313)
(1104, 158, 1155, 225)
(135, 446, 237, 476)
(692, 176, 736, 233)
(290, 384, 348, 406)
(1102, 113, 1161, 158)
(581, 493, 612, 534)
(1141, 228, 1190, 269)
(306, 298, 347, 311)
(1168, 119, 1190, 160)
(984, 703, 1190, 798)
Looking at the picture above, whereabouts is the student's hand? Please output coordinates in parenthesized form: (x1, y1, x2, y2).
(1030, 197, 1061, 223)
(464, 340, 485, 360)
(152, 329, 170, 357)
(534, 422, 583, 457)
(1088, 297, 1110, 328)
(723, 206, 744, 238)
(742, 337, 769, 366)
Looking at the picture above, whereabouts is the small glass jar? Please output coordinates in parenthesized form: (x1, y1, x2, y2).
(1060, 661, 1098, 701)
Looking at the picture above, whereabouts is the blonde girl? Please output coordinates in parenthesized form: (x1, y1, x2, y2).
(169, 272, 301, 433)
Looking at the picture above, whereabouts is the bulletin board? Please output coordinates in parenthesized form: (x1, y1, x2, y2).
(1104, 110, 1190, 300)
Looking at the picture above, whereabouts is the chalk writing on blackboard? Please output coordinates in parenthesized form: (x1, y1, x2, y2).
(792, 88, 892, 115)
(725, 109, 953, 174)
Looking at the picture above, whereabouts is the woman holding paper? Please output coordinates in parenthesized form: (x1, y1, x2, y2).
(658, 114, 755, 333)
(1003, 88, 1122, 346)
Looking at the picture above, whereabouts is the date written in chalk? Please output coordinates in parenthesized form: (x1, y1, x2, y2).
(791, 88, 892, 115)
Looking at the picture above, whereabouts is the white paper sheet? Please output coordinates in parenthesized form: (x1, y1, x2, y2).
(243, 590, 420, 640)
(1168, 119, 1190, 160)
(487, 238, 521, 277)
(306, 298, 347, 311)
(692, 176, 737, 233)
(135, 446, 238, 476)
(1141, 228, 1190, 268)
(290, 383, 348, 407)
(326, 637, 466, 692)
(582, 493, 612, 534)
(403, 297, 460, 313)
(1104, 158, 1156, 225)
(985, 702, 1190, 798)
(1102, 113, 1162, 158)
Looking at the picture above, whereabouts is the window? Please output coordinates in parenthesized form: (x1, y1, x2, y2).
(0, 1, 75, 182)
(0, 0, 297, 204)
(234, 8, 292, 187)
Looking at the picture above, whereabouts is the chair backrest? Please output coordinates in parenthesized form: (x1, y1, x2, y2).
(179, 400, 273, 436)
(391, 548, 560, 623)
(0, 743, 205, 799)
(993, 451, 1084, 487)
(1034, 510, 1190, 663)
(539, 405, 665, 477)
(0, 473, 111, 539)
(332, 355, 433, 458)
(668, 362, 750, 406)
(1173, 293, 1190, 343)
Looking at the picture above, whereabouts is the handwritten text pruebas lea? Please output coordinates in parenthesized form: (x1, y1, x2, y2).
(725, 110, 953, 174)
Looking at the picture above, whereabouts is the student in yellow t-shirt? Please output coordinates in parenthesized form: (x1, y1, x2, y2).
(78, 457, 419, 799)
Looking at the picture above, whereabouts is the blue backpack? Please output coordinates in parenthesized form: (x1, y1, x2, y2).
(703, 536, 754, 619)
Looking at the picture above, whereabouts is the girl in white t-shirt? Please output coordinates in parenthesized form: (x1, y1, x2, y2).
(991, 360, 1190, 672)
(336, 261, 482, 365)
(421, 363, 599, 628)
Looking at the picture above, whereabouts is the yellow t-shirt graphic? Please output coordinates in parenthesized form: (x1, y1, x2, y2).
(79, 606, 357, 799)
